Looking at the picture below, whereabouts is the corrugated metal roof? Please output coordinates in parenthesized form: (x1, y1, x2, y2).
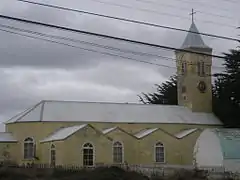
(174, 128, 198, 139)
(40, 124, 87, 143)
(5, 100, 222, 125)
(134, 128, 159, 139)
(102, 127, 117, 134)
(181, 22, 210, 49)
(214, 129, 240, 159)
(0, 132, 18, 142)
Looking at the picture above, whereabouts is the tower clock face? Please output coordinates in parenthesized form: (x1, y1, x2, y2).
(197, 81, 207, 93)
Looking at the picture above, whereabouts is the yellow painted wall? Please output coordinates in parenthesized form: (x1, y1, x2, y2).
(51, 126, 112, 166)
(137, 130, 178, 165)
(0, 143, 18, 162)
(177, 130, 202, 165)
(176, 50, 213, 113)
(5, 122, 221, 166)
(105, 128, 137, 164)
(40, 141, 63, 165)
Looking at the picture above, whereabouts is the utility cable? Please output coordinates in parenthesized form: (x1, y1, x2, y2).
(133, 0, 236, 20)
(0, 27, 217, 77)
(0, 14, 228, 60)
(171, 0, 238, 12)
(0, 23, 224, 70)
(0, 28, 176, 69)
(14, 0, 240, 43)
(87, 0, 237, 29)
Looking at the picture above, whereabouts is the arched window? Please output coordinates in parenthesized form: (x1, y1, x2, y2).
(197, 62, 205, 76)
(24, 137, 35, 159)
(113, 141, 123, 163)
(82, 143, 94, 166)
(155, 142, 165, 163)
(50, 144, 56, 167)
(181, 61, 187, 74)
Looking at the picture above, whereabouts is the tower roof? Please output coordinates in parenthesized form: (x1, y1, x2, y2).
(181, 22, 210, 49)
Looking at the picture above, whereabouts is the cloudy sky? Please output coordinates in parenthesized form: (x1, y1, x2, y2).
(0, 0, 239, 130)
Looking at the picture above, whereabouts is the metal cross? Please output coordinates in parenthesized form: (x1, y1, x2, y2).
(189, 8, 196, 23)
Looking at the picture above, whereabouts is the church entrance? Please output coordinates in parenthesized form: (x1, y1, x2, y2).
(82, 143, 94, 166)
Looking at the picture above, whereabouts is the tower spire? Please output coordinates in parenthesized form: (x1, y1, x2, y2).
(189, 8, 196, 23)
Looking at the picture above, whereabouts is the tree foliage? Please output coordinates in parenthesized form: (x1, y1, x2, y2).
(138, 48, 240, 127)
(138, 75, 177, 105)
(213, 49, 240, 127)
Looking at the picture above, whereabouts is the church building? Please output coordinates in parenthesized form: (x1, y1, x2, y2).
(0, 22, 223, 167)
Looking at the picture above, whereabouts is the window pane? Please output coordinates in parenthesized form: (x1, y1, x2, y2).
(113, 146, 123, 163)
(155, 146, 164, 163)
(201, 62, 205, 75)
(197, 62, 201, 76)
(24, 142, 34, 159)
(83, 148, 94, 166)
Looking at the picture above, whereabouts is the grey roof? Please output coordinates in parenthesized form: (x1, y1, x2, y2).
(181, 22, 210, 49)
(5, 100, 222, 125)
(174, 128, 198, 139)
(134, 128, 158, 139)
(214, 128, 240, 159)
(198, 128, 240, 160)
(40, 124, 87, 143)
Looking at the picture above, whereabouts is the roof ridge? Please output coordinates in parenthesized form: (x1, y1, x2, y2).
(5, 100, 222, 125)
(181, 22, 211, 50)
(42, 99, 181, 107)
(5, 101, 44, 124)
(40, 124, 112, 143)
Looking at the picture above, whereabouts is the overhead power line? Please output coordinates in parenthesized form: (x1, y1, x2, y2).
(12, 0, 240, 43)
(0, 14, 228, 60)
(172, 0, 238, 12)
(0, 24, 174, 61)
(133, 0, 236, 20)
(0, 28, 176, 69)
(216, 0, 240, 3)
(0, 27, 220, 76)
(0, 23, 224, 69)
(87, 0, 237, 29)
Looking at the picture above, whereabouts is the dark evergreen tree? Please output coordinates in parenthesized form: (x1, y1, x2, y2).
(138, 48, 240, 127)
(138, 75, 177, 105)
(213, 49, 240, 127)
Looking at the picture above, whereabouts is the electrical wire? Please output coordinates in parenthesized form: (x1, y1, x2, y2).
(171, 0, 239, 12)
(87, 0, 238, 29)
(0, 28, 177, 69)
(133, 0, 236, 20)
(0, 14, 228, 60)
(14, 0, 240, 43)
(0, 27, 218, 77)
(0, 24, 174, 61)
(0, 23, 224, 70)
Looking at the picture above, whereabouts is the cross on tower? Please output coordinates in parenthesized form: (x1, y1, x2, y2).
(189, 8, 196, 23)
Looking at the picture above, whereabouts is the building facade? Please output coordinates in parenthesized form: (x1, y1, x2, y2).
(0, 22, 223, 167)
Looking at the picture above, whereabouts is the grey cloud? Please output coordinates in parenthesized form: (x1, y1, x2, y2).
(0, 63, 165, 121)
(0, 0, 238, 70)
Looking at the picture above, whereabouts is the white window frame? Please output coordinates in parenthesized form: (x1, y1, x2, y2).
(50, 144, 56, 167)
(82, 142, 95, 167)
(112, 141, 124, 164)
(197, 61, 205, 76)
(23, 137, 35, 160)
(181, 61, 187, 74)
(154, 142, 165, 163)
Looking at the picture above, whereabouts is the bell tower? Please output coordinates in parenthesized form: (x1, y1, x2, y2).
(175, 20, 213, 113)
